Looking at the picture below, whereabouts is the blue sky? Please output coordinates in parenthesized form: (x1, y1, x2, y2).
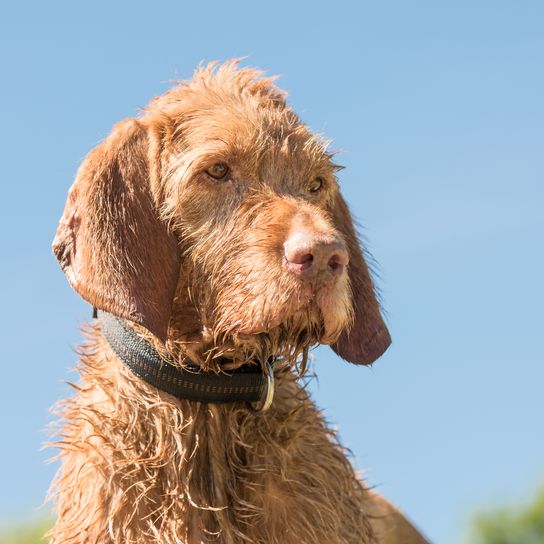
(1, 2, 543, 542)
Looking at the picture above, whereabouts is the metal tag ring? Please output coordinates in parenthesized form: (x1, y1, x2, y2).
(249, 361, 275, 412)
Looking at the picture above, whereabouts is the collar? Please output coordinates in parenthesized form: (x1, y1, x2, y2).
(98, 311, 275, 411)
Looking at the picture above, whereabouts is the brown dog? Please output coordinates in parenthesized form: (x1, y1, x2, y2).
(50, 61, 428, 543)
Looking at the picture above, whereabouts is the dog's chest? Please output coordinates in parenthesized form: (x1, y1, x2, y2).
(51, 344, 376, 543)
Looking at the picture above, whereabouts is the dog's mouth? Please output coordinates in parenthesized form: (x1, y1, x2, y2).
(231, 280, 353, 345)
(178, 258, 353, 372)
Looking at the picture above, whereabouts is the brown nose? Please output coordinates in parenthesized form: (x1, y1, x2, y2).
(284, 232, 349, 280)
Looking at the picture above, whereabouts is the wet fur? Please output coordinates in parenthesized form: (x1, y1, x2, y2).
(49, 326, 377, 543)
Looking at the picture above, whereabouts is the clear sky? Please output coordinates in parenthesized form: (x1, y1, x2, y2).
(1, 2, 543, 542)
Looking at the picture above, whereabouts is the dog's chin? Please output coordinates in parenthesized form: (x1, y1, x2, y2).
(207, 288, 352, 371)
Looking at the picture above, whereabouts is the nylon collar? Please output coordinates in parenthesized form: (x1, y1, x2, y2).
(98, 311, 275, 410)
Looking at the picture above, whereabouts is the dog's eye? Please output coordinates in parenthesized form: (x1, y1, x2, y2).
(206, 163, 229, 180)
(308, 177, 324, 193)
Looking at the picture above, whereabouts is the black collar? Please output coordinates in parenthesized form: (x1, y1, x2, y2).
(99, 311, 275, 410)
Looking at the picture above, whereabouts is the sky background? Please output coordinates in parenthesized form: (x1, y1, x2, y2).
(1, 2, 543, 542)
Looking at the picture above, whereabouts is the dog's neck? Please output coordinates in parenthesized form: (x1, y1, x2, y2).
(99, 311, 277, 409)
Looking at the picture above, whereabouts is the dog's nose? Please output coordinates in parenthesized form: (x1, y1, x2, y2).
(284, 233, 349, 280)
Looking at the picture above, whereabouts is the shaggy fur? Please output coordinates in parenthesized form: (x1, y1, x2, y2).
(50, 61, 428, 543)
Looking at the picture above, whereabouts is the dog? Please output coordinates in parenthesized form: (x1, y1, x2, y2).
(49, 61, 429, 543)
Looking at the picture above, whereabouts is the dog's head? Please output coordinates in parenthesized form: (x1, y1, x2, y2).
(53, 62, 390, 368)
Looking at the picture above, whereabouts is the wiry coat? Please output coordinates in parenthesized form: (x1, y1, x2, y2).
(49, 62, 428, 543)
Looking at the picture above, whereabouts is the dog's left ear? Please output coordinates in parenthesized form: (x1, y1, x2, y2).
(329, 193, 391, 364)
(52, 119, 180, 341)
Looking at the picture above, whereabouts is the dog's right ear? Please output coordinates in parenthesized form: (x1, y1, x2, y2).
(52, 119, 180, 341)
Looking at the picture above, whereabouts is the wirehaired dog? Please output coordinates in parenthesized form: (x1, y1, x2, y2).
(50, 61, 428, 543)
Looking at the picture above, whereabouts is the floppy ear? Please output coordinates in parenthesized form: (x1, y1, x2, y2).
(52, 119, 180, 341)
(330, 193, 391, 364)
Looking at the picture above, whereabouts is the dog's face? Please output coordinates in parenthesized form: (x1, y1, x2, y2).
(53, 63, 390, 368)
